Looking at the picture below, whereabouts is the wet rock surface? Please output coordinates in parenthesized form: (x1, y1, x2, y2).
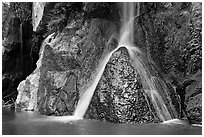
(184, 71, 202, 124)
(85, 48, 161, 124)
(139, 2, 202, 124)
(11, 2, 201, 125)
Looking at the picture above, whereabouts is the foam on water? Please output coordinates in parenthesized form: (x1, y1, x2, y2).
(192, 124, 202, 127)
(45, 116, 83, 123)
(162, 118, 189, 125)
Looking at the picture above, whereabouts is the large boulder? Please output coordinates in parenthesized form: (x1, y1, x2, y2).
(16, 18, 116, 115)
(85, 47, 180, 124)
(16, 30, 80, 115)
(85, 48, 158, 123)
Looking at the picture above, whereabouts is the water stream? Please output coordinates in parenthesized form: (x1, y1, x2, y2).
(74, 44, 125, 118)
(73, 2, 173, 121)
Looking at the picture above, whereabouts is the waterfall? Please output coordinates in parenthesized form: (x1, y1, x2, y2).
(20, 23, 23, 74)
(74, 44, 124, 118)
(73, 2, 173, 121)
(127, 49, 172, 121)
(118, 2, 172, 121)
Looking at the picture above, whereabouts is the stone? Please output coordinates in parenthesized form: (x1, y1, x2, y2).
(16, 70, 40, 110)
(16, 18, 118, 116)
(32, 2, 46, 32)
(185, 70, 202, 124)
(84, 47, 179, 124)
(16, 31, 80, 116)
(16, 14, 181, 124)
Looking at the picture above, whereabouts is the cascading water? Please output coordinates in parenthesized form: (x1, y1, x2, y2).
(118, 2, 172, 121)
(73, 2, 175, 121)
(74, 44, 124, 118)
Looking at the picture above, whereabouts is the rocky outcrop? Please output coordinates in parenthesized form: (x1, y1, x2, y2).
(32, 2, 46, 32)
(140, 2, 202, 125)
(184, 70, 202, 124)
(14, 2, 201, 125)
(16, 17, 180, 123)
(16, 29, 81, 115)
(84, 46, 181, 124)
(16, 17, 118, 115)
(16, 2, 120, 116)
(16, 70, 39, 110)
(37, 41, 80, 115)
(85, 48, 160, 124)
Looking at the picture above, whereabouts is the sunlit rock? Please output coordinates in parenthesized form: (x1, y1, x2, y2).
(32, 2, 46, 32)
(16, 70, 39, 111)
(16, 31, 80, 115)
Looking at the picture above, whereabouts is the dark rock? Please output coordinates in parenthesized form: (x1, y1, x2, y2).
(2, 73, 23, 105)
(85, 47, 179, 123)
(83, 3, 120, 22)
(184, 70, 202, 124)
(2, 6, 36, 105)
(2, 17, 23, 103)
(15, 2, 200, 125)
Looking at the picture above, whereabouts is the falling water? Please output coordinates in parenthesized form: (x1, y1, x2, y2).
(74, 44, 125, 118)
(74, 2, 174, 121)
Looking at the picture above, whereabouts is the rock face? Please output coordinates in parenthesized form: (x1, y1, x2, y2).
(185, 71, 202, 124)
(2, 17, 24, 105)
(2, 3, 37, 106)
(85, 47, 181, 124)
(17, 30, 80, 115)
(32, 2, 46, 32)
(37, 43, 80, 115)
(16, 18, 117, 115)
(137, 2, 202, 125)
(16, 17, 180, 123)
(16, 70, 39, 110)
(85, 48, 160, 123)
(15, 2, 201, 125)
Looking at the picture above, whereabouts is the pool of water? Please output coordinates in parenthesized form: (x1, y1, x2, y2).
(2, 108, 202, 135)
